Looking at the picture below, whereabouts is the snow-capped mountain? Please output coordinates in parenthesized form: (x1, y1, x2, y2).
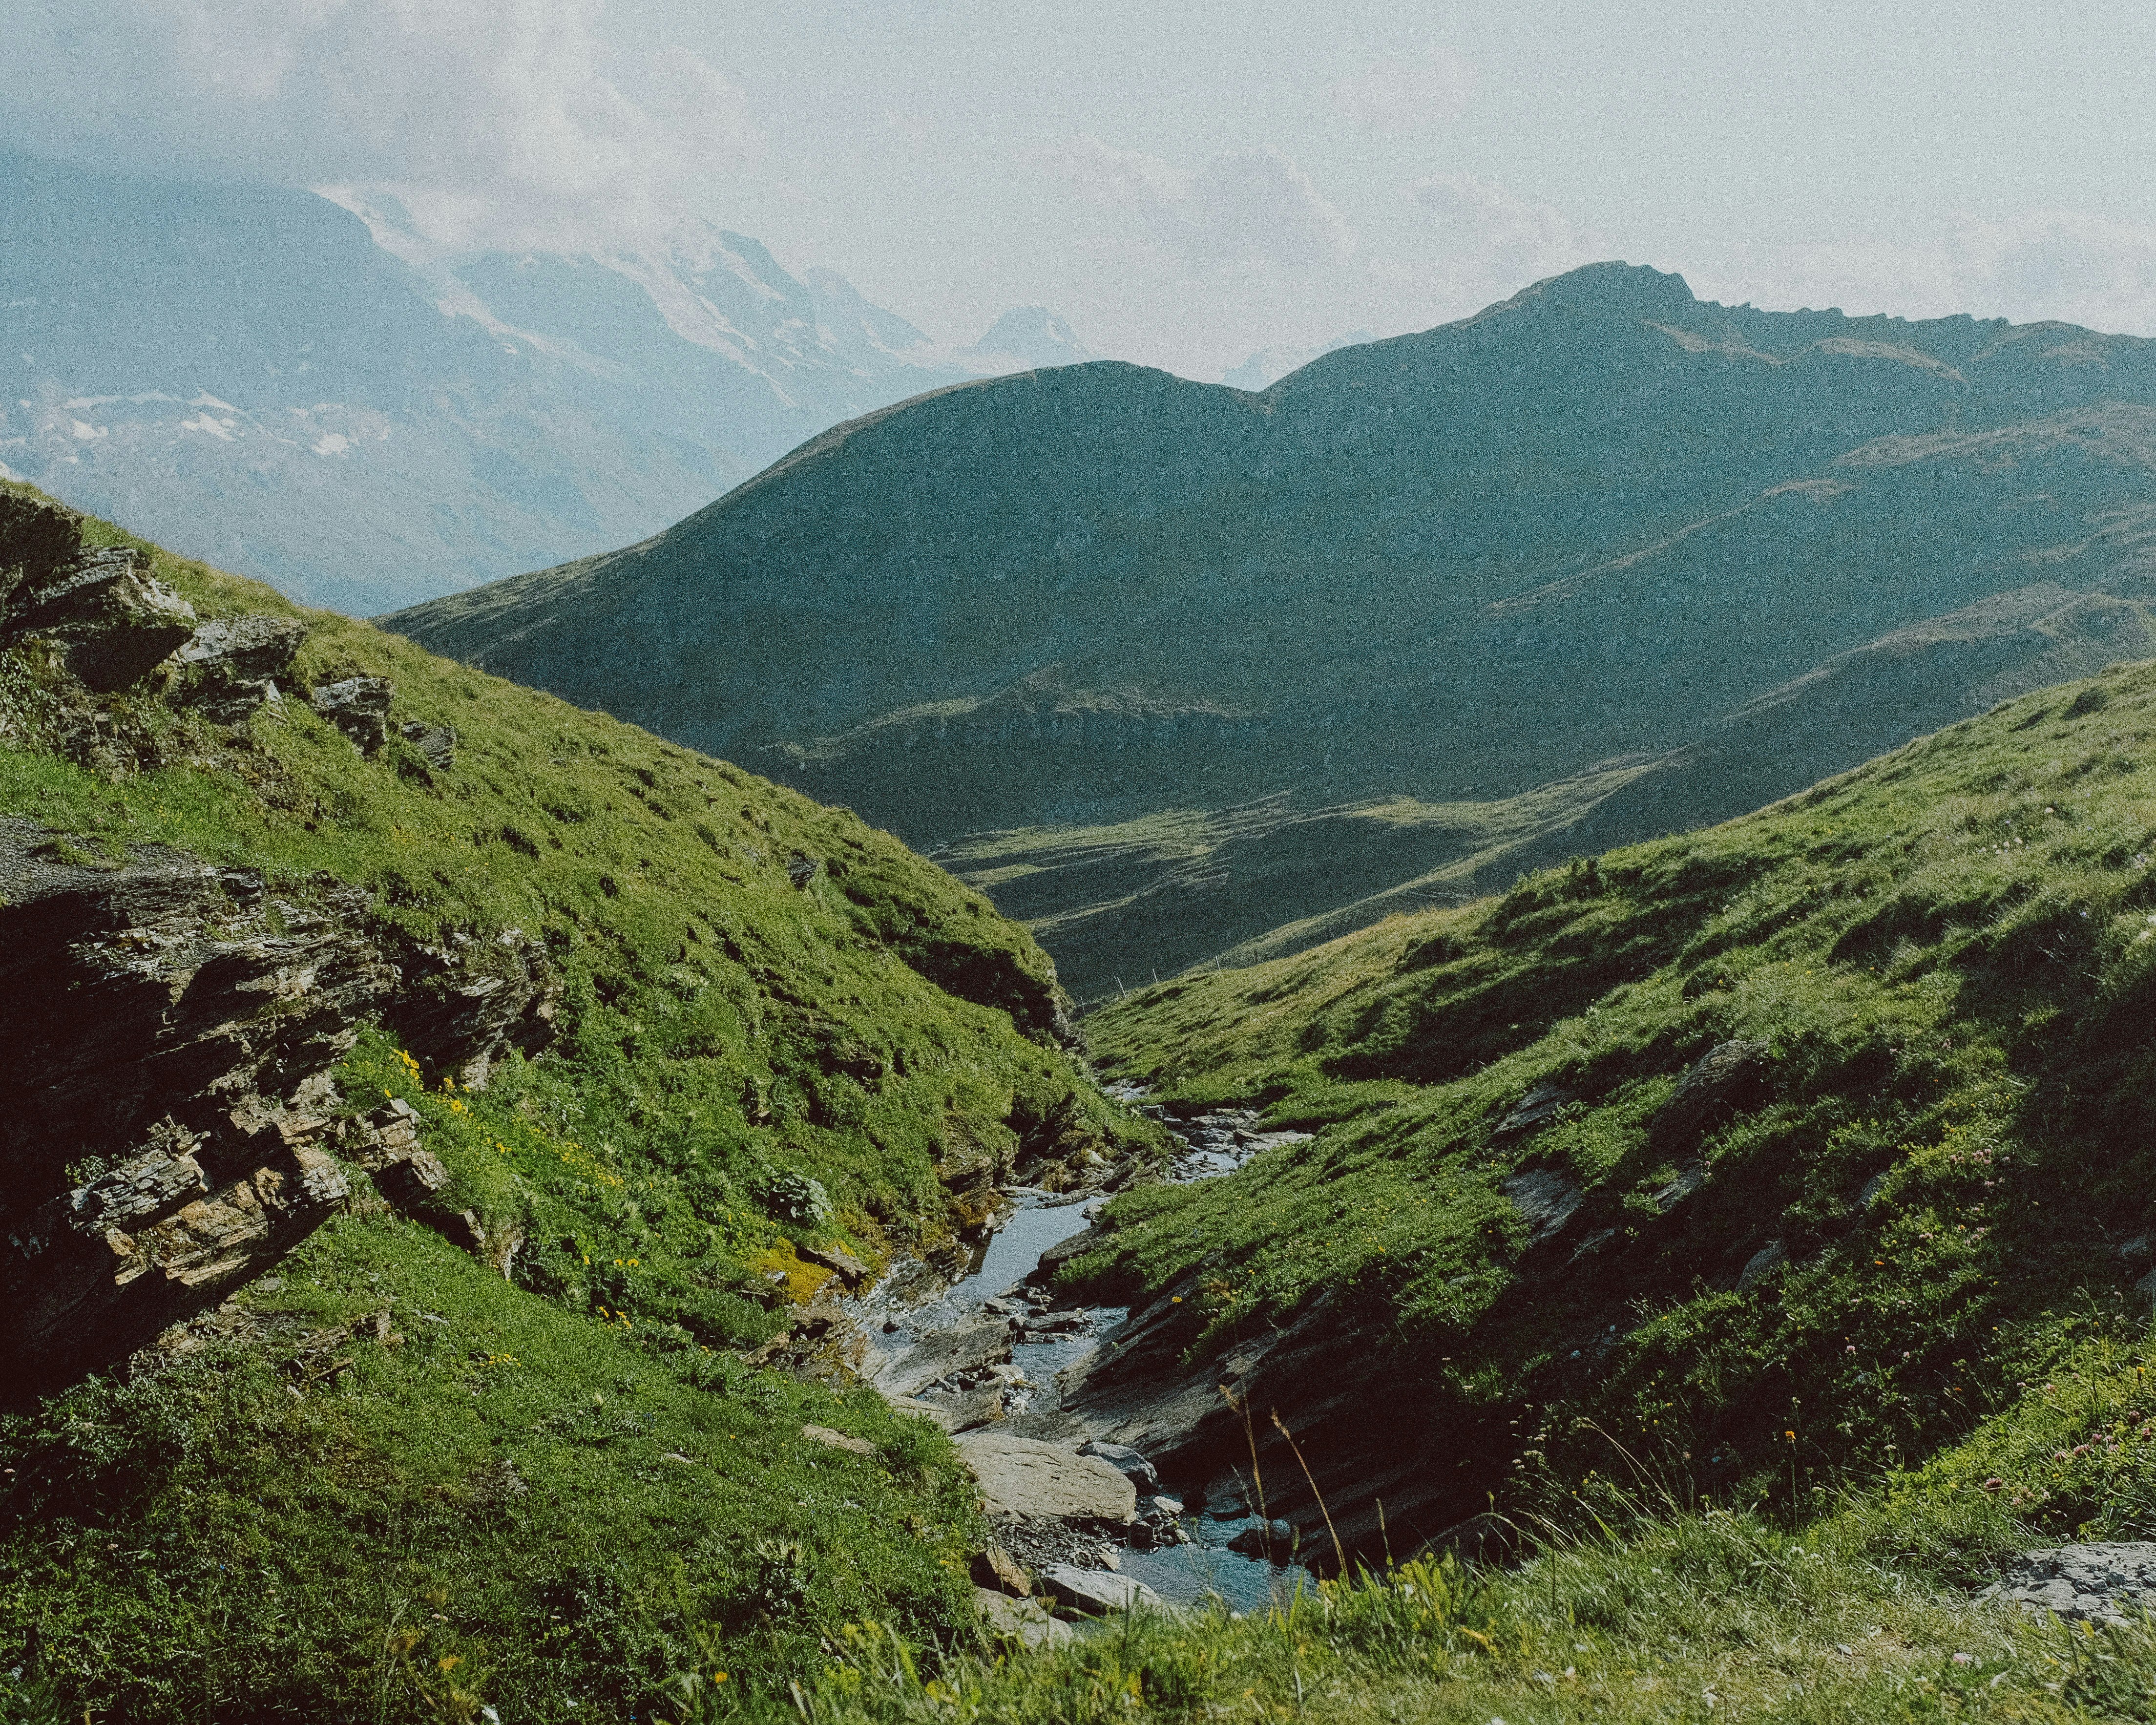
(1221, 329, 1375, 391)
(0, 150, 1096, 613)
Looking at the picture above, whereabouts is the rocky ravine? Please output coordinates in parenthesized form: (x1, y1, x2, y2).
(750, 1104, 1324, 1623)
(0, 490, 557, 1398)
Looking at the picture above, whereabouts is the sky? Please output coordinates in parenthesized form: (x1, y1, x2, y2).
(8, 0, 2156, 381)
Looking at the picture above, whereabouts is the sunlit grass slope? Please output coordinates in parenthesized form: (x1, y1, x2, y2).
(0, 481, 1153, 1721)
(1081, 657, 2156, 1519)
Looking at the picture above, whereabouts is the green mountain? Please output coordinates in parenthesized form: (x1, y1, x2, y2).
(381, 262, 2156, 998)
(1068, 652, 2156, 1574)
(0, 480, 1151, 1720)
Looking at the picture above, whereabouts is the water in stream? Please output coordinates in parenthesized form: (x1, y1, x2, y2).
(873, 1103, 1320, 1611)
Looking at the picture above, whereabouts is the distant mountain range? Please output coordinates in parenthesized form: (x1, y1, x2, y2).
(0, 150, 1088, 612)
(384, 263, 2156, 997)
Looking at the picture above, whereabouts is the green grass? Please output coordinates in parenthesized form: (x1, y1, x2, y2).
(2, 1216, 981, 1723)
(1078, 655, 2156, 1522)
(0, 482, 1160, 1720)
(652, 1334, 2156, 1723)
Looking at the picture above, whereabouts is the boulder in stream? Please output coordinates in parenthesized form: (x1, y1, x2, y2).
(1078, 1438, 1160, 1494)
(956, 1432, 1136, 1522)
(870, 1316, 1015, 1399)
(1039, 1565, 1165, 1617)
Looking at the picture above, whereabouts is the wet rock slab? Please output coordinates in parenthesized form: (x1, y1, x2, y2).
(956, 1431, 1136, 1522)
(869, 1316, 1014, 1399)
(1040, 1565, 1166, 1616)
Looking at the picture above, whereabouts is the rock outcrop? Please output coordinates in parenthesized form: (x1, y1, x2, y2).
(174, 614, 310, 724)
(1650, 1040, 1771, 1157)
(311, 675, 395, 753)
(1980, 1544, 2156, 1623)
(0, 815, 566, 1397)
(0, 820, 396, 1394)
(2, 546, 198, 691)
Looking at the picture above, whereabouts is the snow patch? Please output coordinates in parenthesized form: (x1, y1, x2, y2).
(180, 414, 235, 441)
(313, 433, 352, 457)
(69, 419, 106, 441)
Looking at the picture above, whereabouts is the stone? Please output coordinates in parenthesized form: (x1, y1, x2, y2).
(1204, 1471, 1251, 1517)
(970, 1541, 1031, 1596)
(1736, 1240, 1787, 1292)
(870, 1317, 1016, 1399)
(398, 720, 456, 770)
(909, 1386, 1007, 1433)
(1980, 1544, 2156, 1623)
(1144, 1494, 1186, 1519)
(1227, 1518, 1296, 1557)
(1502, 1167, 1584, 1244)
(0, 819, 398, 1393)
(1038, 1565, 1165, 1617)
(2, 547, 197, 691)
(975, 1588, 1074, 1648)
(801, 1423, 877, 1457)
(174, 615, 310, 723)
(0, 488, 89, 587)
(1026, 1308, 1092, 1334)
(955, 1432, 1137, 1523)
(310, 675, 395, 752)
(800, 1240, 870, 1282)
(1493, 1081, 1572, 1140)
(1029, 1224, 1100, 1281)
(1077, 1439, 1161, 1494)
(996, 1410, 1089, 1444)
(372, 1151, 451, 1210)
(1651, 1161, 1706, 1212)
(383, 927, 561, 1090)
(1650, 1040, 1771, 1157)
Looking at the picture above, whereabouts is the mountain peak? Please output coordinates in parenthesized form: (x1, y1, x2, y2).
(961, 307, 1095, 370)
(1502, 259, 1699, 318)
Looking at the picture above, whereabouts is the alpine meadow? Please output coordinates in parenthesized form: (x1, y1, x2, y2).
(17, 15, 2156, 1717)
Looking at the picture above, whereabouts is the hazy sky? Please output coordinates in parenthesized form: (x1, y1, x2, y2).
(9, 0, 2156, 379)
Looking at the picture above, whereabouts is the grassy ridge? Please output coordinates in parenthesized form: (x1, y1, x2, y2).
(1078, 655, 2156, 1519)
(0, 483, 1154, 1720)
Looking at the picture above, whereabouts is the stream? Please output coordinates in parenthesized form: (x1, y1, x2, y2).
(859, 1099, 1318, 1613)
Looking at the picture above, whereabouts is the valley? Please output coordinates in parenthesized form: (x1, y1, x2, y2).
(383, 263, 2156, 1000)
(16, 408, 2156, 1718)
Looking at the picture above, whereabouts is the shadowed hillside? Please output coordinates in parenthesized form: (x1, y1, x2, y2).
(383, 263, 2156, 995)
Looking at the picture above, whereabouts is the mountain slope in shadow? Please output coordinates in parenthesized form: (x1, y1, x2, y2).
(382, 263, 2156, 995)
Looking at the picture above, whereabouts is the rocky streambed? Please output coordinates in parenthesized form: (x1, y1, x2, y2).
(771, 1100, 1319, 1628)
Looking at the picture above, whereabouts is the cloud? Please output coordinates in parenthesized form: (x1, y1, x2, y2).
(1403, 171, 1593, 303)
(1049, 137, 1353, 274)
(1332, 49, 1470, 133)
(0, 0, 760, 252)
(1708, 210, 2156, 337)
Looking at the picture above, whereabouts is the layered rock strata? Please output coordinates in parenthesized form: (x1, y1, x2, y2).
(0, 820, 563, 1395)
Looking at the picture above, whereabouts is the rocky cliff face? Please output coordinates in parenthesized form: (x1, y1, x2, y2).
(0, 824, 565, 1397)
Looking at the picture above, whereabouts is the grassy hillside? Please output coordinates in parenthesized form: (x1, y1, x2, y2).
(1072, 652, 2156, 1554)
(0, 481, 1153, 1721)
(382, 265, 2156, 996)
